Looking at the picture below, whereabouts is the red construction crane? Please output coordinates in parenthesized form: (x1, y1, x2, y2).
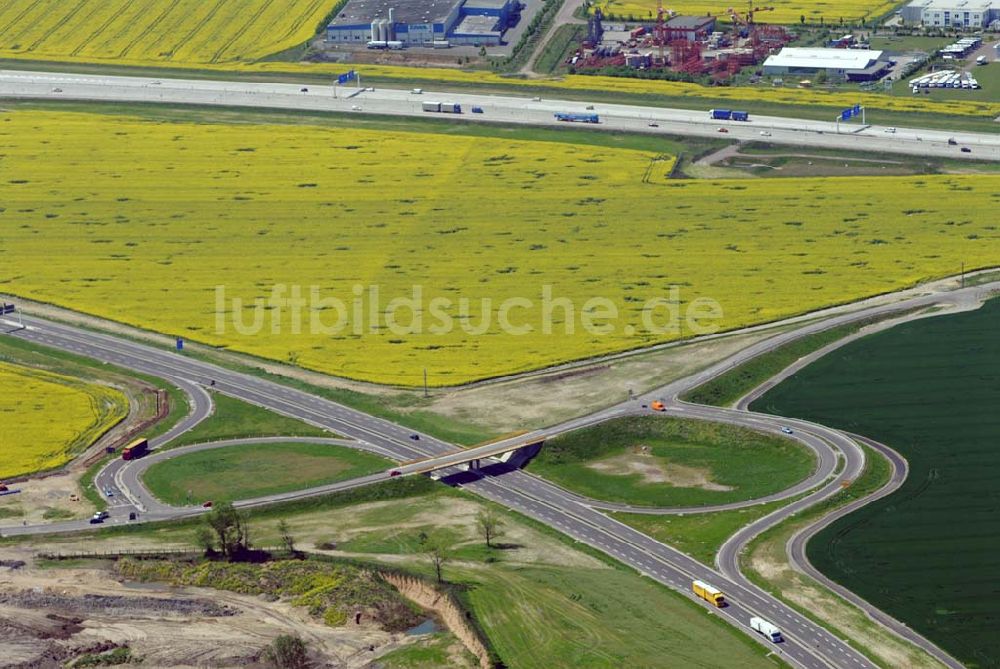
(653, 0, 675, 62)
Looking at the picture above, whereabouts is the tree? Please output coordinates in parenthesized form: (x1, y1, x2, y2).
(194, 526, 215, 555)
(265, 634, 309, 669)
(800, 14, 805, 24)
(205, 501, 251, 559)
(278, 519, 296, 555)
(421, 532, 451, 583)
(476, 508, 505, 549)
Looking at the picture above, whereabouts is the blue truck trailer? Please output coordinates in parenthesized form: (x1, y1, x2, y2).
(710, 109, 750, 121)
(554, 112, 599, 123)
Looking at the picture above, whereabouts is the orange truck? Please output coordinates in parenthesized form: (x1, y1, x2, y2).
(650, 400, 666, 411)
(692, 580, 726, 607)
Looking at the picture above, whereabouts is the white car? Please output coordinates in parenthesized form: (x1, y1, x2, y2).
(351, 105, 362, 111)
(885, 127, 896, 133)
(759, 131, 771, 136)
(780, 426, 794, 435)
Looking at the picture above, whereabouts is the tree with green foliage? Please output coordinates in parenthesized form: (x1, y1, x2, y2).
(420, 532, 452, 583)
(205, 501, 251, 560)
(264, 634, 309, 669)
(476, 508, 505, 549)
(278, 519, 296, 555)
(194, 526, 215, 555)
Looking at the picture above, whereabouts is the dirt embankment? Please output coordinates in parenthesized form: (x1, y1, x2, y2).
(381, 571, 493, 669)
(0, 556, 412, 669)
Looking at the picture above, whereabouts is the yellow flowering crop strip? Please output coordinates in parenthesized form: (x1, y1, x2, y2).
(0, 0, 331, 66)
(0, 361, 128, 478)
(1, 110, 998, 386)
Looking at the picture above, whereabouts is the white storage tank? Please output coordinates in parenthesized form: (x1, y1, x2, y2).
(370, 20, 380, 42)
(378, 19, 389, 42)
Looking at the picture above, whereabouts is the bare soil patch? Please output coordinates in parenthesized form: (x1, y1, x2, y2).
(588, 450, 734, 491)
(0, 557, 415, 669)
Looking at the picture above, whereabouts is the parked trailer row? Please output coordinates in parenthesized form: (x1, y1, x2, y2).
(909, 70, 979, 92)
(709, 109, 750, 121)
(422, 101, 462, 113)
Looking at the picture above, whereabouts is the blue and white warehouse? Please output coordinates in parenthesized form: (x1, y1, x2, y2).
(327, 0, 516, 46)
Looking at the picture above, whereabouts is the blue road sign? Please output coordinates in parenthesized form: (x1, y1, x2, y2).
(337, 70, 356, 84)
(176, 337, 184, 351)
(1, 303, 14, 315)
(853, 103, 862, 115)
(841, 109, 853, 120)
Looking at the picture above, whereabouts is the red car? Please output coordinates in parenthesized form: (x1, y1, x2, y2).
(202, 500, 213, 508)
(717, 127, 729, 133)
(389, 470, 402, 478)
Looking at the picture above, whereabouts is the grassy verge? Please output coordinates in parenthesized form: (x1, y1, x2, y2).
(534, 24, 584, 75)
(165, 392, 332, 449)
(681, 311, 920, 408)
(378, 633, 479, 668)
(4, 99, 721, 161)
(529, 416, 815, 507)
(142, 441, 390, 505)
(612, 494, 806, 566)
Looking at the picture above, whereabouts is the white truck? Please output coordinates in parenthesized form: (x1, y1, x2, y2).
(750, 616, 783, 643)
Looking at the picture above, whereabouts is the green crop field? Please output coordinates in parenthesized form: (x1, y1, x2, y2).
(528, 416, 815, 507)
(142, 441, 391, 505)
(753, 297, 1000, 669)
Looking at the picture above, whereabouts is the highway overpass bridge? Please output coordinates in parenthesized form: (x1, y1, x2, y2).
(393, 435, 546, 476)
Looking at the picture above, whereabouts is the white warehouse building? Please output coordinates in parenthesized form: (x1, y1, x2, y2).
(900, 0, 1000, 28)
(762, 48, 890, 81)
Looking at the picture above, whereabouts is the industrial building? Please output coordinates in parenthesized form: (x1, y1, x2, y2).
(663, 15, 716, 42)
(900, 0, 1000, 28)
(762, 47, 891, 81)
(327, 0, 516, 47)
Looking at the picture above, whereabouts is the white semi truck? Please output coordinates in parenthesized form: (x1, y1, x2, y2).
(750, 616, 783, 643)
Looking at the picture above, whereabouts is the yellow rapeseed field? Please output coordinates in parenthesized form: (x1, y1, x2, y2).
(0, 362, 128, 478)
(1, 110, 997, 386)
(592, 0, 893, 25)
(0, 0, 332, 65)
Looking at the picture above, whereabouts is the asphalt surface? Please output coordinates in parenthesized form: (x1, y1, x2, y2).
(4, 282, 993, 667)
(2, 69, 999, 161)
